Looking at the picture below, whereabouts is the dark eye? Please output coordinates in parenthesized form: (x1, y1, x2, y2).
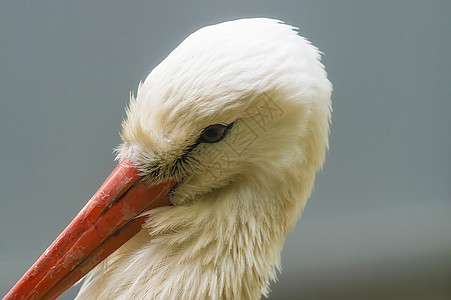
(198, 123, 233, 143)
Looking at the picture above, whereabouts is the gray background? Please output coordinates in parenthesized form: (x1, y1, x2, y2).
(1, 1, 450, 299)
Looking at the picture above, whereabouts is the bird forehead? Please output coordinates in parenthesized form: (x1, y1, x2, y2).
(131, 19, 300, 130)
(121, 18, 327, 155)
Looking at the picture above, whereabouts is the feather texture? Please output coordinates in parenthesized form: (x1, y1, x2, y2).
(77, 18, 331, 300)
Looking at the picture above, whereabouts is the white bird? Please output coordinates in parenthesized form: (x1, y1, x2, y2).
(5, 18, 331, 300)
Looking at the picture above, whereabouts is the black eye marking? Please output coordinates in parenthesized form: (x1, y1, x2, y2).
(197, 123, 234, 144)
(157, 122, 234, 179)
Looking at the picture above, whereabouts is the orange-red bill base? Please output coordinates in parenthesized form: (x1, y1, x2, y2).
(4, 159, 176, 300)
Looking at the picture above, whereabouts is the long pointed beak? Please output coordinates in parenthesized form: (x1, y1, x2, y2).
(4, 159, 176, 300)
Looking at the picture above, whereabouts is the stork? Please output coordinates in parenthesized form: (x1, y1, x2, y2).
(4, 18, 332, 300)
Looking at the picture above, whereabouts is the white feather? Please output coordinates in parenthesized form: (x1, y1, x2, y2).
(77, 18, 332, 300)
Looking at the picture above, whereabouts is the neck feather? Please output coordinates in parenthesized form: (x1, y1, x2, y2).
(77, 170, 312, 300)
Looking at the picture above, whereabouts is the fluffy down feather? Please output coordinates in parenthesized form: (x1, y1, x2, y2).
(77, 18, 331, 300)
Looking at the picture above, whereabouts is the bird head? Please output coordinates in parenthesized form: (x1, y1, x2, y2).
(5, 18, 331, 299)
(119, 18, 331, 206)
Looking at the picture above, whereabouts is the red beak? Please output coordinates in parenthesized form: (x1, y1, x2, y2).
(4, 159, 176, 300)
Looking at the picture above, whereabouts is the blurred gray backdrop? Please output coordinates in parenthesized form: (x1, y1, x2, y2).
(1, 1, 450, 299)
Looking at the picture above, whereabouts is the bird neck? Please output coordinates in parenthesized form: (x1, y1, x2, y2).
(77, 167, 314, 299)
(147, 179, 297, 298)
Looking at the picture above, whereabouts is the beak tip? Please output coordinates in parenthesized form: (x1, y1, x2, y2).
(5, 159, 176, 299)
